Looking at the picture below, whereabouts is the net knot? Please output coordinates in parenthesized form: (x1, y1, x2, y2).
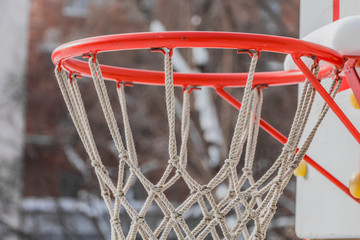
(242, 167, 253, 176)
(274, 179, 282, 189)
(235, 192, 247, 202)
(91, 161, 108, 174)
(175, 169, 182, 176)
(114, 191, 125, 198)
(200, 185, 211, 195)
(91, 160, 101, 168)
(171, 211, 182, 220)
(224, 158, 235, 166)
(152, 185, 163, 193)
(248, 210, 259, 219)
(269, 205, 277, 214)
(135, 216, 145, 224)
(289, 160, 300, 170)
(282, 143, 296, 154)
(111, 217, 120, 225)
(101, 188, 111, 198)
(228, 190, 236, 198)
(254, 230, 265, 240)
(215, 212, 225, 220)
(203, 215, 213, 222)
(168, 156, 179, 166)
(251, 191, 261, 199)
(230, 234, 238, 240)
(190, 188, 197, 195)
(118, 152, 128, 160)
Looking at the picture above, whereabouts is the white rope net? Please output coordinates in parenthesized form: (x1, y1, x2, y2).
(54, 51, 341, 240)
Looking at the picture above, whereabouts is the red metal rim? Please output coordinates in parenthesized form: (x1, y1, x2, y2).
(51, 31, 344, 87)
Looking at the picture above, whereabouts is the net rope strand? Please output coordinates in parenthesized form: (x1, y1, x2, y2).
(54, 52, 339, 239)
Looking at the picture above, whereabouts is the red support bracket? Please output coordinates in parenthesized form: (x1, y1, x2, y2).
(117, 82, 134, 88)
(182, 86, 201, 94)
(343, 57, 360, 105)
(215, 87, 360, 204)
(237, 49, 261, 59)
(151, 47, 174, 57)
(292, 54, 360, 144)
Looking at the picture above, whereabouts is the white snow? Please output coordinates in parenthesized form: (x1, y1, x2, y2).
(284, 15, 360, 71)
(22, 197, 107, 215)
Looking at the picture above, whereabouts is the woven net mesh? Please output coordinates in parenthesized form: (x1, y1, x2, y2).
(54, 50, 341, 240)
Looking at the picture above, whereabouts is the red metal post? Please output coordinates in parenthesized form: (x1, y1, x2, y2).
(333, 0, 340, 21)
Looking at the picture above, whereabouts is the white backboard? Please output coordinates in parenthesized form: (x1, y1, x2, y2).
(296, 0, 360, 239)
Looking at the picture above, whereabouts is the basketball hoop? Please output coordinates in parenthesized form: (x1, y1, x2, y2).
(52, 32, 360, 239)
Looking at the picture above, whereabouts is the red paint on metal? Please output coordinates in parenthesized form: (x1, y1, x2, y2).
(59, 58, 335, 88)
(343, 57, 360, 105)
(333, 0, 340, 21)
(52, 32, 344, 87)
